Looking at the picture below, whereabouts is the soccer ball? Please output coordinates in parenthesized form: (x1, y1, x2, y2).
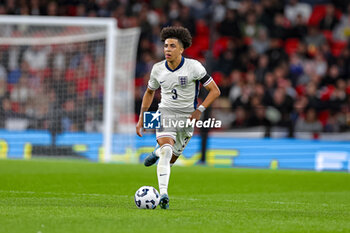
(134, 186, 160, 209)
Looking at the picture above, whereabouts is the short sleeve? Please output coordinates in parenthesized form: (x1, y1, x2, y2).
(147, 66, 160, 90)
(193, 60, 207, 81)
(194, 60, 213, 86)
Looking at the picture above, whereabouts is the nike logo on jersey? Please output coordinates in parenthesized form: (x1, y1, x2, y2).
(160, 81, 165, 84)
(159, 174, 167, 176)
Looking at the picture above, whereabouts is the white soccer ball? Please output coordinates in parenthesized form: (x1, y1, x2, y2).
(134, 186, 160, 209)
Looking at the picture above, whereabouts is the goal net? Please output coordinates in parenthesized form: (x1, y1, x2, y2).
(0, 16, 140, 162)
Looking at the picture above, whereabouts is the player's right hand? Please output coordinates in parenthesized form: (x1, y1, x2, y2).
(136, 120, 143, 137)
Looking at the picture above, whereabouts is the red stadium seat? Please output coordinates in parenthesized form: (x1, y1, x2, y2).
(322, 30, 333, 43)
(212, 36, 230, 58)
(211, 71, 223, 86)
(192, 35, 209, 51)
(243, 37, 252, 45)
(195, 20, 209, 36)
(318, 110, 329, 126)
(295, 85, 305, 96)
(7, 83, 14, 92)
(184, 45, 202, 59)
(11, 102, 19, 112)
(284, 38, 300, 55)
(331, 41, 347, 57)
(320, 85, 335, 101)
(308, 5, 326, 26)
(65, 68, 75, 81)
(308, 4, 342, 26)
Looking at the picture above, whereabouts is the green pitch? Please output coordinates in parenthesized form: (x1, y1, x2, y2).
(0, 159, 349, 233)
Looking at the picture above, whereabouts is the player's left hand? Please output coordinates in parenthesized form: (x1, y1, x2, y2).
(189, 109, 202, 122)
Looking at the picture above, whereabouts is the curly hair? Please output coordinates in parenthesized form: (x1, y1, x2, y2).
(160, 26, 192, 49)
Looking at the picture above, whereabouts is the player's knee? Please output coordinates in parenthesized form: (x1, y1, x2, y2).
(159, 144, 173, 160)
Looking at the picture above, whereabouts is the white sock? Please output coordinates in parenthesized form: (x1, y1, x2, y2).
(154, 144, 160, 157)
(157, 144, 173, 195)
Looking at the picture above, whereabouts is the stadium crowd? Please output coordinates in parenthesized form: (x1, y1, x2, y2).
(0, 0, 349, 135)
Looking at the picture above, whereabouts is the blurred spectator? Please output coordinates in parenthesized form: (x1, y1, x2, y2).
(321, 64, 340, 87)
(271, 87, 294, 126)
(313, 51, 328, 77)
(288, 14, 308, 38)
(211, 97, 234, 130)
(0, 98, 15, 128)
(85, 79, 103, 123)
(247, 105, 271, 129)
(0, 0, 348, 135)
(136, 51, 155, 78)
(0, 65, 8, 99)
(241, 11, 262, 39)
(218, 9, 241, 38)
(231, 106, 247, 128)
(29, 0, 43, 15)
(228, 70, 243, 104)
(10, 75, 34, 104)
(304, 26, 326, 55)
(269, 13, 288, 40)
(23, 45, 51, 71)
(61, 98, 85, 132)
(289, 53, 304, 86)
(255, 54, 269, 84)
(47, 89, 62, 134)
(6, 0, 18, 15)
(319, 4, 339, 31)
(266, 38, 288, 69)
(212, 0, 226, 23)
(46, 1, 59, 16)
(252, 28, 270, 54)
(295, 107, 323, 133)
(167, 1, 181, 21)
(177, 6, 196, 36)
(190, 0, 211, 20)
(214, 49, 236, 76)
(305, 82, 322, 110)
(284, 0, 312, 25)
(333, 5, 350, 41)
(329, 79, 347, 112)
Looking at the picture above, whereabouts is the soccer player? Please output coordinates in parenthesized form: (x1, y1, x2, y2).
(136, 26, 220, 209)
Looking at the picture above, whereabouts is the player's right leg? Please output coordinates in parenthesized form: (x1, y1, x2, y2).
(157, 137, 174, 209)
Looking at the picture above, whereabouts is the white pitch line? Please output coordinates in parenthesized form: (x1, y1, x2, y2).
(1, 191, 343, 207)
(0, 190, 130, 198)
(172, 197, 319, 206)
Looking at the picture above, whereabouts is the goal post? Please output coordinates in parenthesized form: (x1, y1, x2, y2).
(0, 15, 140, 162)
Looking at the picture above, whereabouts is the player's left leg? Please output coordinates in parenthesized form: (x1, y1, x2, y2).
(170, 130, 193, 166)
(144, 144, 160, 167)
(144, 149, 178, 167)
(170, 154, 179, 167)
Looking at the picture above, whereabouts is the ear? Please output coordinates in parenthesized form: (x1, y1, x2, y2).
(180, 47, 184, 54)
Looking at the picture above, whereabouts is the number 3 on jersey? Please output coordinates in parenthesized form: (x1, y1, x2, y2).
(172, 88, 178, 100)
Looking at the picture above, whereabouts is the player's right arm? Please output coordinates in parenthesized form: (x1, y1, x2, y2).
(136, 88, 155, 137)
(137, 63, 160, 137)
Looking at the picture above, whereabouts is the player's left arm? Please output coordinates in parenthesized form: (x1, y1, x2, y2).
(190, 78, 221, 121)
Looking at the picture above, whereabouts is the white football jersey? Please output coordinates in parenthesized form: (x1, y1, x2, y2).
(148, 57, 213, 112)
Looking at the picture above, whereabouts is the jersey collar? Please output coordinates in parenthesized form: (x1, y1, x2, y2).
(165, 56, 185, 72)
